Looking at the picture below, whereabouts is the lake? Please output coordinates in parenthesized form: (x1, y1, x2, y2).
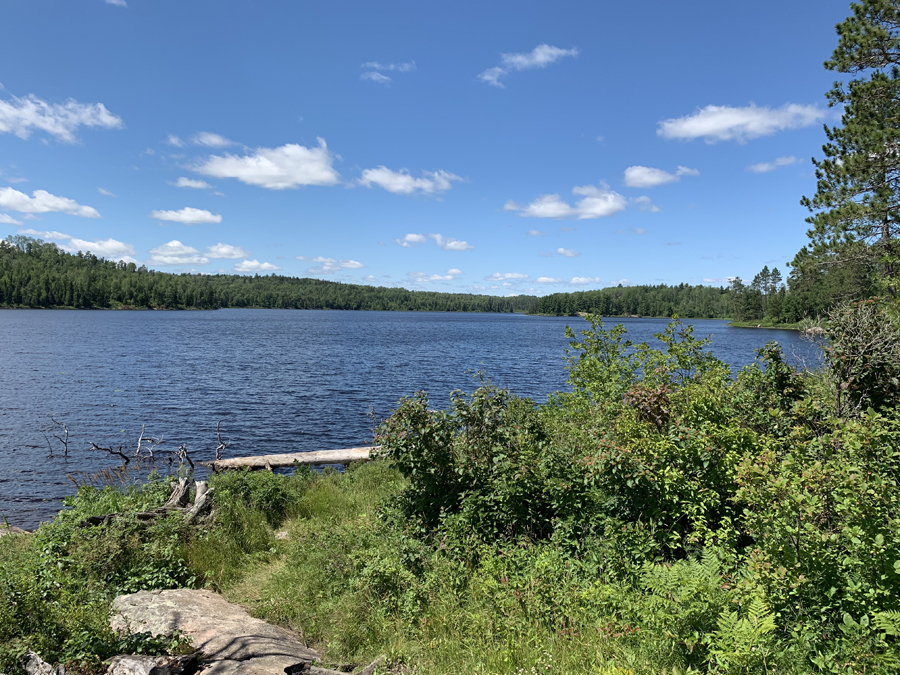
(0, 309, 819, 529)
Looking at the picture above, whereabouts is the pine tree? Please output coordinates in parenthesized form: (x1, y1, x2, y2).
(800, 0, 900, 294)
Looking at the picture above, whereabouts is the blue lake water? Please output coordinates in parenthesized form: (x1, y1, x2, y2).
(0, 309, 820, 529)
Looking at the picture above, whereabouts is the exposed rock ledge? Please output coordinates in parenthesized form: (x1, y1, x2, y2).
(111, 589, 382, 675)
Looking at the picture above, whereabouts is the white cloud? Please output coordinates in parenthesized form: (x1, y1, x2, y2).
(393, 232, 472, 250)
(571, 276, 602, 285)
(0, 213, 22, 225)
(149, 240, 209, 266)
(526, 229, 546, 236)
(19, 228, 136, 262)
(506, 183, 626, 220)
(235, 259, 281, 273)
(623, 165, 699, 188)
(18, 228, 69, 239)
(658, 104, 824, 144)
(536, 276, 564, 284)
(61, 237, 135, 261)
(361, 72, 392, 84)
(557, 247, 580, 257)
(297, 255, 364, 274)
(149, 207, 222, 225)
(633, 196, 661, 213)
(430, 233, 473, 251)
(394, 233, 428, 247)
(195, 139, 340, 189)
(0, 91, 123, 142)
(702, 276, 737, 284)
(206, 242, 250, 259)
(192, 132, 234, 148)
(408, 268, 462, 283)
(362, 61, 416, 72)
(97, 187, 115, 197)
(0, 187, 100, 217)
(479, 44, 579, 87)
(105, 0, 127, 6)
(173, 177, 212, 189)
(359, 167, 462, 195)
(747, 155, 802, 173)
(485, 272, 528, 281)
(166, 134, 185, 147)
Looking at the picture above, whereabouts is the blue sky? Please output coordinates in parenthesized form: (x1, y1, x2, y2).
(0, 0, 851, 295)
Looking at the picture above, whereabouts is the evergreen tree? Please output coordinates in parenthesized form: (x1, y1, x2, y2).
(800, 0, 900, 294)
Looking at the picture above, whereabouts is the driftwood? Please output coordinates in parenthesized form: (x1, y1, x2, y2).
(80, 480, 213, 528)
(202, 447, 377, 472)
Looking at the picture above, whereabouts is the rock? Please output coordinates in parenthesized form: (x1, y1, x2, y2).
(21, 651, 71, 675)
(106, 655, 160, 675)
(112, 589, 319, 675)
(274, 530, 290, 540)
(0, 524, 31, 538)
(104, 653, 200, 675)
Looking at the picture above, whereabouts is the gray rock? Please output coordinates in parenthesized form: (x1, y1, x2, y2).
(106, 655, 159, 675)
(0, 524, 31, 538)
(21, 651, 70, 675)
(111, 589, 319, 675)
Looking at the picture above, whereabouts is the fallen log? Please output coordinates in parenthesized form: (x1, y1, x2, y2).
(201, 446, 377, 472)
(80, 480, 212, 528)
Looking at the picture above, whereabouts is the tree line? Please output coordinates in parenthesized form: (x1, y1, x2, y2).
(0, 236, 534, 313)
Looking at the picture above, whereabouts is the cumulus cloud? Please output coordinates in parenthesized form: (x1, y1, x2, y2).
(0, 91, 123, 142)
(19, 228, 136, 261)
(623, 165, 699, 188)
(702, 276, 737, 284)
(361, 72, 392, 84)
(97, 187, 115, 197)
(105, 0, 127, 6)
(359, 167, 462, 195)
(536, 276, 564, 284)
(235, 259, 281, 273)
(658, 103, 824, 143)
(0, 187, 100, 217)
(0, 213, 21, 225)
(526, 229, 546, 236)
(149, 240, 209, 266)
(394, 233, 428, 247)
(192, 132, 233, 148)
(571, 276, 602, 285)
(557, 247, 580, 257)
(430, 233, 473, 251)
(206, 243, 250, 259)
(363, 61, 416, 72)
(194, 138, 340, 189)
(149, 207, 222, 225)
(166, 134, 185, 147)
(506, 184, 626, 220)
(408, 268, 462, 283)
(633, 196, 661, 212)
(485, 272, 528, 281)
(297, 255, 364, 274)
(173, 177, 212, 189)
(394, 233, 472, 251)
(747, 155, 802, 173)
(479, 44, 579, 87)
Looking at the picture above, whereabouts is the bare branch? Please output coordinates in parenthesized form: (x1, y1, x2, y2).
(215, 420, 227, 461)
(89, 442, 130, 465)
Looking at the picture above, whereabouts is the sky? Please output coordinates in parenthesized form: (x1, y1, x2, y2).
(0, 0, 854, 295)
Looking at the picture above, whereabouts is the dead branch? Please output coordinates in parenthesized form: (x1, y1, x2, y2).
(80, 478, 213, 528)
(89, 442, 130, 465)
(175, 443, 194, 470)
(51, 417, 70, 456)
(215, 420, 227, 461)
